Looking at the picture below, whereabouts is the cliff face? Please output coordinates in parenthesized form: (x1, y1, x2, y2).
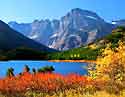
(9, 8, 115, 51)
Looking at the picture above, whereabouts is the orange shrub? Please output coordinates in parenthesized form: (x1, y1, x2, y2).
(0, 73, 89, 94)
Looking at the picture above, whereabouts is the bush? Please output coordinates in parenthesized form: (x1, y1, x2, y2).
(88, 41, 125, 94)
(37, 66, 55, 73)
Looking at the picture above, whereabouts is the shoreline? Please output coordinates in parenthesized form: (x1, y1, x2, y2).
(48, 60, 96, 63)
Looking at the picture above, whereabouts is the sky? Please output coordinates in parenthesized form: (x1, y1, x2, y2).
(0, 0, 125, 23)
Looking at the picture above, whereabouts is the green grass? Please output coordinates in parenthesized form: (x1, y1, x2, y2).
(48, 46, 102, 60)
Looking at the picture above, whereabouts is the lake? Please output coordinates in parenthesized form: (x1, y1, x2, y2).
(0, 61, 88, 77)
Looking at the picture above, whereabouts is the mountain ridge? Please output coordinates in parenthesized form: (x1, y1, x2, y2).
(8, 8, 121, 51)
(0, 20, 56, 52)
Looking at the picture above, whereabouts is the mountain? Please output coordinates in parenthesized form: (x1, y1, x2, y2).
(112, 20, 125, 26)
(0, 20, 55, 52)
(9, 19, 59, 46)
(49, 8, 114, 50)
(8, 8, 115, 51)
(48, 26, 125, 60)
(8, 21, 31, 36)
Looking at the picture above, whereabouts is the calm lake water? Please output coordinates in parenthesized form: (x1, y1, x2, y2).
(0, 61, 88, 77)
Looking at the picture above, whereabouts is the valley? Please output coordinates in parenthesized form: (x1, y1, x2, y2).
(0, 2, 125, 96)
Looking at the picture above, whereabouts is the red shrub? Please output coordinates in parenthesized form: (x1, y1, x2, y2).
(0, 73, 89, 93)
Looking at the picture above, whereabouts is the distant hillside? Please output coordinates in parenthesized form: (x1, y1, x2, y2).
(48, 27, 125, 60)
(0, 20, 56, 52)
(0, 20, 56, 60)
(4, 47, 49, 60)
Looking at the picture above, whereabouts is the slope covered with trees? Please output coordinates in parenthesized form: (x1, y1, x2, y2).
(48, 26, 125, 60)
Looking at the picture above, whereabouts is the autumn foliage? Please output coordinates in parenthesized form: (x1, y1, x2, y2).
(0, 73, 90, 94)
(92, 41, 125, 81)
(88, 41, 125, 94)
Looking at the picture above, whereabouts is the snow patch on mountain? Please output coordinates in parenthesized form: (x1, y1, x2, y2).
(86, 16, 97, 20)
(29, 34, 38, 39)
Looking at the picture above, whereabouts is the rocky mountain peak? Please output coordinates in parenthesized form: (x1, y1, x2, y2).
(64, 8, 102, 21)
(8, 8, 117, 51)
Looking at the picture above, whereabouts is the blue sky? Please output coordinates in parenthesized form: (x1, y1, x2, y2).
(0, 0, 124, 23)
